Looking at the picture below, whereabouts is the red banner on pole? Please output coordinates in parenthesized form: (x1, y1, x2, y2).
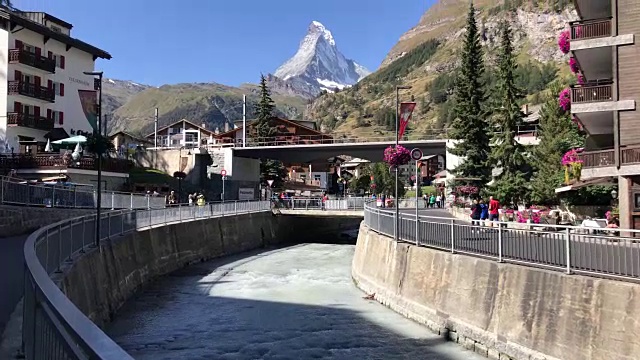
(398, 102, 416, 139)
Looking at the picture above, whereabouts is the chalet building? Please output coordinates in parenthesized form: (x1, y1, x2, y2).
(218, 117, 332, 145)
(567, 0, 640, 229)
(0, 6, 111, 154)
(146, 119, 218, 148)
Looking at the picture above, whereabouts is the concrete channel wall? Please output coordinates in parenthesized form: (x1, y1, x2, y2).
(352, 223, 640, 360)
(0, 205, 95, 237)
(56, 213, 363, 328)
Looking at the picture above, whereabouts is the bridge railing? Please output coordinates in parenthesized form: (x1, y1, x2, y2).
(23, 200, 270, 360)
(1, 176, 166, 209)
(364, 201, 640, 282)
(278, 197, 367, 211)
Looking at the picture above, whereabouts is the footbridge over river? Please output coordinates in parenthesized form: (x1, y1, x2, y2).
(9, 199, 640, 360)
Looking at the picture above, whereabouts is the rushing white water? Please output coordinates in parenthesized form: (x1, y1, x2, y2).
(107, 243, 483, 360)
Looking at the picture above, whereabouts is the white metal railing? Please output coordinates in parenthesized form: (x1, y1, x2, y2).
(22, 200, 270, 360)
(364, 201, 640, 282)
(275, 197, 367, 211)
(0, 176, 166, 209)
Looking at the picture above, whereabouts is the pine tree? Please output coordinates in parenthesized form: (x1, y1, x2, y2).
(530, 82, 584, 204)
(488, 21, 531, 205)
(252, 74, 285, 186)
(449, 2, 491, 186)
(254, 74, 276, 143)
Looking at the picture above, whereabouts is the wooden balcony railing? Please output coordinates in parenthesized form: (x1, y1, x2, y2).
(8, 48, 56, 73)
(8, 80, 55, 102)
(570, 18, 612, 41)
(571, 82, 613, 104)
(0, 154, 133, 173)
(622, 145, 640, 165)
(7, 112, 54, 131)
(577, 149, 615, 168)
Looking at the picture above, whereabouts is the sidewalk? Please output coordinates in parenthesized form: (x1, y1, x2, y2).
(0, 234, 27, 359)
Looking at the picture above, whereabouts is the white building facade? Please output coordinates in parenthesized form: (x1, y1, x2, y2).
(0, 9, 110, 153)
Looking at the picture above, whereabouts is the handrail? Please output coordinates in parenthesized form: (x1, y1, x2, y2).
(364, 200, 640, 282)
(23, 200, 271, 359)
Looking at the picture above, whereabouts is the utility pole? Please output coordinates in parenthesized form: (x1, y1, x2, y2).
(242, 94, 247, 147)
(395, 85, 412, 243)
(154, 108, 158, 168)
(84, 71, 103, 248)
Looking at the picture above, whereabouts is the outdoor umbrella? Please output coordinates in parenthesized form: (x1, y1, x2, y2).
(52, 135, 87, 145)
(73, 142, 83, 154)
(44, 138, 52, 152)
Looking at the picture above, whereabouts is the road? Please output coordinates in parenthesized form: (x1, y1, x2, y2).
(107, 244, 484, 360)
(0, 235, 27, 337)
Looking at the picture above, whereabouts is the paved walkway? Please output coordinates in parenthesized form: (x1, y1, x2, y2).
(0, 235, 27, 337)
(107, 244, 484, 359)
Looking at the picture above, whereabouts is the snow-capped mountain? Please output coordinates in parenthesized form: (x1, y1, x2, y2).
(273, 21, 371, 97)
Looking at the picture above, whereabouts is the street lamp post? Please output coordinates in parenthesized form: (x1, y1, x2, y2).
(395, 85, 412, 242)
(84, 71, 103, 247)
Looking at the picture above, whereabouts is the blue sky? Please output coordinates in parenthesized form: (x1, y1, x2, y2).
(14, 0, 435, 86)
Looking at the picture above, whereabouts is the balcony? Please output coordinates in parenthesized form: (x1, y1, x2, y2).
(577, 149, 615, 168)
(7, 112, 54, 131)
(8, 80, 55, 102)
(570, 18, 612, 41)
(571, 81, 613, 104)
(8, 48, 56, 73)
(621, 146, 640, 165)
(0, 154, 133, 173)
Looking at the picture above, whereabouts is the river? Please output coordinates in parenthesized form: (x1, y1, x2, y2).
(107, 243, 483, 360)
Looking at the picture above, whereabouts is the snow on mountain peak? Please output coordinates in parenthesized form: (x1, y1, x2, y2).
(274, 21, 371, 96)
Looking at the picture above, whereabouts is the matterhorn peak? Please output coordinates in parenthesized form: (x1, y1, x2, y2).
(273, 21, 371, 97)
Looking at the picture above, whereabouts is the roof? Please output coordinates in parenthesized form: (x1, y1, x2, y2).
(44, 128, 69, 142)
(145, 119, 216, 138)
(219, 117, 325, 137)
(1, 7, 111, 60)
(110, 131, 150, 142)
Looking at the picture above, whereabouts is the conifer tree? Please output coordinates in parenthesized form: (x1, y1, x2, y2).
(254, 74, 277, 142)
(449, 2, 491, 186)
(489, 21, 531, 205)
(530, 82, 583, 204)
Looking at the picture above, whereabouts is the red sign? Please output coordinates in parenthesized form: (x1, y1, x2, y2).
(221, 169, 227, 176)
(398, 102, 417, 139)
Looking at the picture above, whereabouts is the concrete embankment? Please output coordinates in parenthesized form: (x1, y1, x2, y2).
(56, 212, 362, 327)
(1, 205, 94, 237)
(352, 223, 640, 360)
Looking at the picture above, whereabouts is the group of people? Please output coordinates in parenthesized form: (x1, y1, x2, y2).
(165, 191, 206, 206)
(422, 193, 444, 208)
(469, 196, 501, 226)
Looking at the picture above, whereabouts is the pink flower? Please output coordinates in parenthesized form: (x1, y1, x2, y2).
(558, 30, 570, 54)
(569, 57, 580, 73)
(558, 88, 571, 112)
(383, 145, 411, 167)
(562, 148, 584, 166)
(571, 116, 584, 131)
(576, 73, 585, 84)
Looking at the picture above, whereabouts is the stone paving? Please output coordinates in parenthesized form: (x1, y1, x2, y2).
(107, 243, 483, 360)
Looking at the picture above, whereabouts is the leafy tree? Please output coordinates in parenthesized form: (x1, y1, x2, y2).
(85, 133, 115, 157)
(349, 174, 371, 194)
(253, 74, 286, 187)
(369, 163, 406, 198)
(448, 2, 491, 186)
(530, 82, 584, 204)
(488, 21, 532, 205)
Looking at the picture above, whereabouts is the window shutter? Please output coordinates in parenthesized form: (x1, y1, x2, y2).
(34, 76, 41, 87)
(35, 47, 41, 57)
(15, 40, 22, 49)
(59, 112, 64, 125)
(48, 51, 53, 59)
(14, 70, 21, 82)
(60, 83, 65, 96)
(34, 106, 40, 118)
(47, 109, 52, 119)
(14, 102, 21, 113)
(48, 80, 53, 89)
(60, 55, 65, 69)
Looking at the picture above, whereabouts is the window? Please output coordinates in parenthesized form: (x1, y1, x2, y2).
(49, 53, 65, 69)
(185, 133, 196, 143)
(50, 25, 62, 33)
(23, 43, 35, 53)
(53, 82, 65, 96)
(51, 111, 63, 125)
(22, 105, 34, 115)
(314, 175, 322, 181)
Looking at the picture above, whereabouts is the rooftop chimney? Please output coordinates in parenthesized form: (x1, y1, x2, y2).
(521, 104, 529, 115)
(201, 123, 206, 129)
(224, 123, 230, 132)
(214, 127, 220, 134)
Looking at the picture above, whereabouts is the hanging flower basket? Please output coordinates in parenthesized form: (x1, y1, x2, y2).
(455, 185, 479, 195)
(558, 88, 571, 112)
(576, 73, 585, 85)
(569, 57, 580, 73)
(383, 145, 411, 168)
(558, 30, 570, 54)
(562, 148, 584, 184)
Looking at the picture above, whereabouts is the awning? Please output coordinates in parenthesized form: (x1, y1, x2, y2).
(44, 128, 70, 142)
(555, 177, 616, 193)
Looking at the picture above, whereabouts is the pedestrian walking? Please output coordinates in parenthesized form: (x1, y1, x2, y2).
(435, 194, 442, 208)
(470, 200, 481, 229)
(488, 196, 500, 227)
(429, 194, 436, 208)
(479, 199, 488, 226)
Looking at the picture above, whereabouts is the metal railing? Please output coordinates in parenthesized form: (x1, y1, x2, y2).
(364, 201, 640, 282)
(571, 82, 613, 104)
(0, 176, 166, 209)
(0, 153, 133, 173)
(570, 18, 612, 40)
(621, 145, 640, 165)
(277, 197, 367, 211)
(23, 200, 271, 360)
(577, 149, 615, 168)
